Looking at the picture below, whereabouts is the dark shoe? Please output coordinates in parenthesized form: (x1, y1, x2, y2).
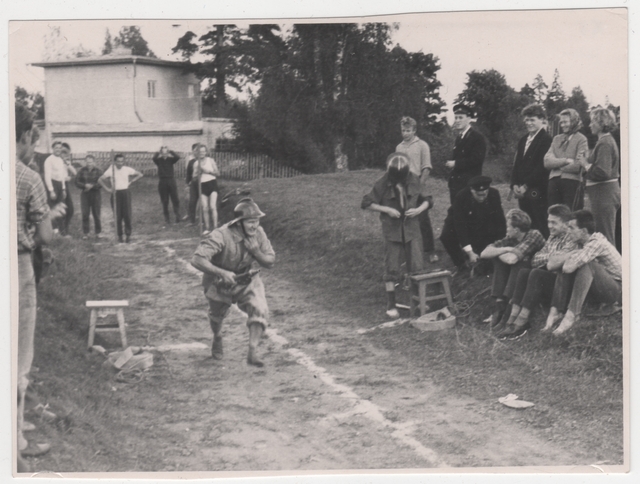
(500, 322, 530, 340)
(20, 440, 51, 458)
(125, 235, 131, 243)
(211, 338, 223, 360)
(118, 235, 124, 243)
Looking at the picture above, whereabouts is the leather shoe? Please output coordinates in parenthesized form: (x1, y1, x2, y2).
(499, 322, 530, 340)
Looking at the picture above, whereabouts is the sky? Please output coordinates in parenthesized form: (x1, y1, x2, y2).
(9, 8, 627, 118)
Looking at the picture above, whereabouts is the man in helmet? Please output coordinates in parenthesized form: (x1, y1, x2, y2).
(191, 198, 276, 367)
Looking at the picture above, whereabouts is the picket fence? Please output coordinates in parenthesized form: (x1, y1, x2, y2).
(70, 151, 303, 181)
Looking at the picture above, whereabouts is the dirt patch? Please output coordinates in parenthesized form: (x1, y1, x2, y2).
(41, 233, 594, 472)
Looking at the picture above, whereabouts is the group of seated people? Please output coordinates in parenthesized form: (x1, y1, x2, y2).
(481, 202, 622, 339)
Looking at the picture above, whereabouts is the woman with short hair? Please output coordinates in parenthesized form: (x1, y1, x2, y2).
(576, 108, 620, 245)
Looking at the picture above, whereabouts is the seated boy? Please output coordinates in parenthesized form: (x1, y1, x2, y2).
(495, 204, 577, 339)
(361, 152, 431, 319)
(547, 209, 622, 335)
(480, 209, 545, 326)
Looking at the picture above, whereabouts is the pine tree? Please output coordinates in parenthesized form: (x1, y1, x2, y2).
(102, 28, 113, 55)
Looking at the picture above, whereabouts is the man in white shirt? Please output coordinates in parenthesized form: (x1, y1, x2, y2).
(43, 141, 67, 201)
(98, 154, 143, 242)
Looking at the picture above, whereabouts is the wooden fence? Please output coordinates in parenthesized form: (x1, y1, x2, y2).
(70, 151, 303, 181)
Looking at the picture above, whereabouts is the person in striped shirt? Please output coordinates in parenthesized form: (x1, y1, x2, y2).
(549, 209, 622, 335)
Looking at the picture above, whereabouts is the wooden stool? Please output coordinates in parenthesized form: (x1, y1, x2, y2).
(86, 300, 129, 349)
(410, 270, 454, 317)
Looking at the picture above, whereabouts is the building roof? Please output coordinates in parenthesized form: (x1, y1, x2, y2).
(32, 55, 189, 69)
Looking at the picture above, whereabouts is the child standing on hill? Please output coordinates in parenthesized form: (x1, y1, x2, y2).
(362, 152, 432, 319)
(98, 154, 143, 243)
(396, 116, 439, 263)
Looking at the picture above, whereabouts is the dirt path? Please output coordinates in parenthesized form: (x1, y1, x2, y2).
(96, 234, 587, 471)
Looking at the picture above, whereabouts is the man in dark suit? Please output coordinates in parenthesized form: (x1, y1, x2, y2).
(510, 104, 553, 238)
(446, 104, 487, 204)
(440, 176, 506, 273)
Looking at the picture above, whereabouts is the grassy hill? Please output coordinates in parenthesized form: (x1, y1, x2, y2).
(29, 171, 624, 468)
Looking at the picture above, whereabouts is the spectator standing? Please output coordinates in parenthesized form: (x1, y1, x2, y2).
(445, 104, 487, 204)
(152, 145, 182, 224)
(510, 104, 553, 237)
(193, 145, 220, 235)
(440, 176, 506, 275)
(185, 143, 201, 225)
(98, 154, 143, 243)
(14, 104, 65, 467)
(576, 108, 620, 246)
(59, 142, 76, 237)
(43, 141, 67, 233)
(544, 108, 588, 210)
(75, 154, 103, 239)
(361, 153, 431, 319)
(396, 116, 438, 263)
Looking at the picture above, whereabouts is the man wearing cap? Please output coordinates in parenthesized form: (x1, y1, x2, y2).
(191, 198, 276, 367)
(446, 104, 487, 204)
(440, 175, 506, 274)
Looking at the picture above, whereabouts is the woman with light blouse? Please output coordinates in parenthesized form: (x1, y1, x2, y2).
(544, 108, 589, 210)
(576, 108, 620, 246)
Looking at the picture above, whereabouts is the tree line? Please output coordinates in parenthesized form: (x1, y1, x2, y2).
(21, 23, 620, 177)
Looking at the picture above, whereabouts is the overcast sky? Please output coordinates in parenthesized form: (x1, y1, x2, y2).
(9, 8, 627, 117)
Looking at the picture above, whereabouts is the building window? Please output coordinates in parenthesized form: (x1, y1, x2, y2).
(147, 80, 156, 98)
(188, 84, 198, 98)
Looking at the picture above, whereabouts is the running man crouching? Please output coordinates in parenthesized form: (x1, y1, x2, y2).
(191, 198, 275, 366)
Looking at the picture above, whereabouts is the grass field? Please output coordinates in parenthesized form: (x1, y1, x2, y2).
(28, 168, 624, 469)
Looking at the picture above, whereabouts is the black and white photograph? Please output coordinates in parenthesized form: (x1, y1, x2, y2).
(5, 1, 635, 481)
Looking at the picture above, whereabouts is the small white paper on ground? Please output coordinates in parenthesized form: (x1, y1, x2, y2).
(499, 393, 535, 409)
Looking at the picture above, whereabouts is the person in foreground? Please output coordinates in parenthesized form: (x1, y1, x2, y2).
(191, 198, 276, 366)
(480, 209, 545, 327)
(494, 204, 577, 339)
(15, 103, 65, 471)
(546, 209, 622, 335)
(361, 152, 432, 319)
(440, 176, 506, 276)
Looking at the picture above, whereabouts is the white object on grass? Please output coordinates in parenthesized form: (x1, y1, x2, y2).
(498, 393, 535, 409)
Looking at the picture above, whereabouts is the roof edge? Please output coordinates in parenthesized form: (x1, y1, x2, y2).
(32, 56, 190, 69)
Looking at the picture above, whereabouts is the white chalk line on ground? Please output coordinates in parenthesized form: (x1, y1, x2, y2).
(155, 241, 447, 468)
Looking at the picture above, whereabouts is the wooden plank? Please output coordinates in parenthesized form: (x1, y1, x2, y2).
(86, 300, 130, 307)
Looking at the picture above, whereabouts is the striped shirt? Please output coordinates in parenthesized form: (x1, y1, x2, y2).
(492, 229, 546, 263)
(531, 232, 578, 269)
(16, 161, 50, 252)
(567, 232, 622, 281)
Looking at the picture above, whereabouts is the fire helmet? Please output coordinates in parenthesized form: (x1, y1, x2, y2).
(231, 198, 265, 224)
